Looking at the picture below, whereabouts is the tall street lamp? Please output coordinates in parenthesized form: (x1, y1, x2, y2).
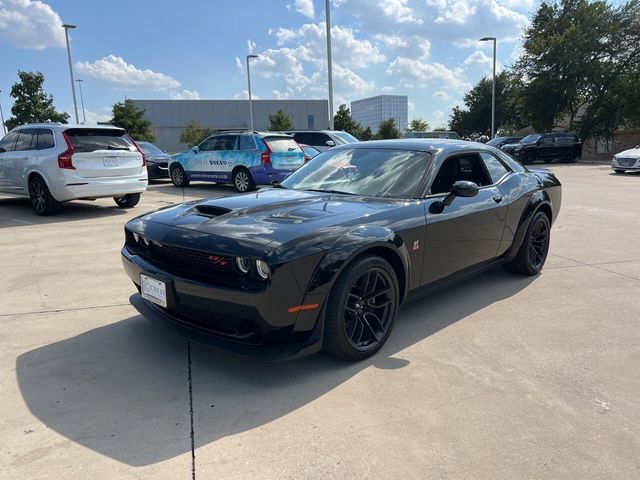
(246, 54, 259, 131)
(62, 23, 79, 124)
(75, 78, 86, 124)
(325, 0, 334, 130)
(0, 89, 6, 135)
(480, 36, 497, 139)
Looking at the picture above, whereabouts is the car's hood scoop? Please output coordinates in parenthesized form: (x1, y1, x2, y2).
(194, 205, 232, 217)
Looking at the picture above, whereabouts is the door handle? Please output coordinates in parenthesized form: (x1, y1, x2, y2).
(492, 194, 503, 203)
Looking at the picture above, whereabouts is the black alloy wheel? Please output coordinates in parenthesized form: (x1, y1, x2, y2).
(503, 211, 551, 276)
(29, 176, 60, 216)
(170, 164, 190, 187)
(324, 255, 399, 360)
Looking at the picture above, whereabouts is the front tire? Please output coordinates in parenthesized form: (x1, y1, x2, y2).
(170, 164, 190, 187)
(503, 211, 551, 276)
(29, 176, 60, 216)
(113, 193, 141, 208)
(232, 168, 255, 193)
(323, 255, 399, 360)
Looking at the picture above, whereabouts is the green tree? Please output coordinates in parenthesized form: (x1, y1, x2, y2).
(109, 99, 155, 141)
(448, 71, 525, 138)
(333, 104, 363, 138)
(5, 71, 69, 130)
(407, 118, 430, 132)
(360, 126, 373, 141)
(179, 120, 214, 147)
(516, 0, 640, 138)
(376, 118, 401, 139)
(268, 109, 292, 131)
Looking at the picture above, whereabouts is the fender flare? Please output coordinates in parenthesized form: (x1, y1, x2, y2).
(306, 225, 411, 303)
(506, 190, 553, 260)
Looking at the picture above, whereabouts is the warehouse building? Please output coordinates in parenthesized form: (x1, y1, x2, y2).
(130, 99, 330, 153)
(351, 95, 408, 133)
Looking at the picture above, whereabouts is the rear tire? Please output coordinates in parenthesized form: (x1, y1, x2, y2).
(29, 176, 60, 216)
(323, 255, 399, 361)
(232, 168, 255, 193)
(113, 193, 141, 208)
(170, 164, 190, 187)
(613, 169, 626, 174)
(503, 211, 551, 276)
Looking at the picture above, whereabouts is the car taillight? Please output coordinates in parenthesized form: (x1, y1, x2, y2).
(261, 141, 272, 166)
(57, 132, 75, 169)
(128, 135, 147, 166)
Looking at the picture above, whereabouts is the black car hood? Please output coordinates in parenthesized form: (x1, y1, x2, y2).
(139, 188, 405, 247)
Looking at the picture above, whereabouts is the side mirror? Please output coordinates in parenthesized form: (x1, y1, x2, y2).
(325, 140, 335, 147)
(430, 181, 480, 214)
(191, 145, 199, 153)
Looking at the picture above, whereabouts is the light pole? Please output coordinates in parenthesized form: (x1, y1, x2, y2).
(0, 89, 6, 135)
(480, 36, 496, 139)
(325, 0, 334, 130)
(75, 78, 86, 124)
(246, 54, 259, 131)
(62, 23, 79, 124)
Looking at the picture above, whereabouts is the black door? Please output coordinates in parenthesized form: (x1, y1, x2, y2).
(421, 152, 508, 285)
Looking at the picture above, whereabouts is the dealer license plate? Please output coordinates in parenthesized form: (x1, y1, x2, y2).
(103, 156, 120, 167)
(141, 274, 167, 308)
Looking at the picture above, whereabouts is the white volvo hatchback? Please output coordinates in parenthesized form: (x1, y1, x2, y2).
(0, 123, 148, 215)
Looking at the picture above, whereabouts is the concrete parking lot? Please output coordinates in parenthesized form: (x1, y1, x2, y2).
(1, 165, 638, 479)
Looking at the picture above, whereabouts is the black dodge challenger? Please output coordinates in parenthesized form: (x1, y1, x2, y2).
(122, 139, 561, 361)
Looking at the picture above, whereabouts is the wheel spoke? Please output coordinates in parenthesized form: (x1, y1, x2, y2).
(362, 312, 384, 340)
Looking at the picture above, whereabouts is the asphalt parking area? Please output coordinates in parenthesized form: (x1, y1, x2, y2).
(1, 166, 638, 479)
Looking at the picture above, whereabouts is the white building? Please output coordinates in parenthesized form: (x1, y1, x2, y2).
(351, 95, 408, 132)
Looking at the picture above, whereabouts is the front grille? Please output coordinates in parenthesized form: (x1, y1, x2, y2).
(169, 304, 259, 343)
(617, 157, 637, 167)
(151, 242, 233, 272)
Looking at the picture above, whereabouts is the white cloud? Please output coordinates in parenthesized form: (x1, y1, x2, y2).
(233, 90, 260, 100)
(288, 0, 315, 19)
(0, 0, 65, 49)
(374, 33, 430, 60)
(380, 85, 395, 93)
(433, 91, 450, 100)
(75, 55, 181, 90)
(386, 56, 465, 89)
(65, 105, 111, 125)
(336, 0, 422, 25)
(170, 89, 201, 100)
(272, 89, 291, 99)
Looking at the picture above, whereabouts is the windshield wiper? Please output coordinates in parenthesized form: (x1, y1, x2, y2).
(107, 145, 130, 151)
(305, 188, 356, 195)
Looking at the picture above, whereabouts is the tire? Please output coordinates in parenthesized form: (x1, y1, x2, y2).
(323, 255, 399, 361)
(503, 211, 551, 276)
(613, 169, 626, 174)
(543, 157, 553, 164)
(232, 168, 255, 193)
(170, 164, 190, 187)
(562, 151, 574, 163)
(523, 152, 535, 165)
(113, 193, 141, 208)
(29, 175, 60, 216)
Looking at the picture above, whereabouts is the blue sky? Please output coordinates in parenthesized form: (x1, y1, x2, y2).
(0, 0, 538, 128)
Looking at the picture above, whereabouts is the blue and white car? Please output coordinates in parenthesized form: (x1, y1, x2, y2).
(169, 132, 305, 192)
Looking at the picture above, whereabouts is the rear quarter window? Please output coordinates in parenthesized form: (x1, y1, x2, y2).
(64, 128, 135, 152)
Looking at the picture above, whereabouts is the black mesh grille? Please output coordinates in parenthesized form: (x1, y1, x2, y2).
(169, 304, 259, 343)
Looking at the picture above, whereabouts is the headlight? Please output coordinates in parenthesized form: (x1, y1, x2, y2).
(132, 232, 140, 243)
(255, 260, 270, 280)
(235, 257, 250, 274)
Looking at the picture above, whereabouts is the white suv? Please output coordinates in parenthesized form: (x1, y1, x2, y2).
(0, 123, 148, 215)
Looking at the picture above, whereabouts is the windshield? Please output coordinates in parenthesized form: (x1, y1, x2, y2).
(486, 137, 504, 146)
(138, 142, 164, 154)
(281, 148, 431, 199)
(332, 131, 359, 144)
(521, 134, 541, 143)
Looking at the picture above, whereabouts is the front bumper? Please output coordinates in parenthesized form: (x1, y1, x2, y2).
(121, 247, 325, 361)
(147, 162, 169, 179)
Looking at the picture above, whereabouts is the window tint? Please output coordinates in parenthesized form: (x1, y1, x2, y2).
(213, 135, 237, 151)
(431, 154, 492, 195)
(292, 132, 313, 145)
(36, 129, 55, 150)
(312, 133, 331, 145)
(239, 135, 257, 150)
(14, 129, 37, 151)
(0, 131, 20, 152)
(263, 136, 301, 153)
(199, 136, 217, 151)
(65, 128, 135, 152)
(480, 152, 510, 183)
(540, 135, 554, 145)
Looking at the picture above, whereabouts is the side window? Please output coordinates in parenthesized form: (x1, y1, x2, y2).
(36, 129, 55, 150)
(293, 132, 311, 145)
(14, 129, 37, 151)
(0, 131, 20, 152)
(540, 135, 554, 145)
(430, 154, 492, 195)
(480, 152, 510, 184)
(213, 135, 237, 150)
(198, 136, 218, 151)
(239, 135, 257, 150)
(314, 133, 331, 146)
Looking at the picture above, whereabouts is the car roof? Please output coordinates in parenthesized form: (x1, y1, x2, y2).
(335, 138, 487, 155)
(12, 123, 123, 131)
